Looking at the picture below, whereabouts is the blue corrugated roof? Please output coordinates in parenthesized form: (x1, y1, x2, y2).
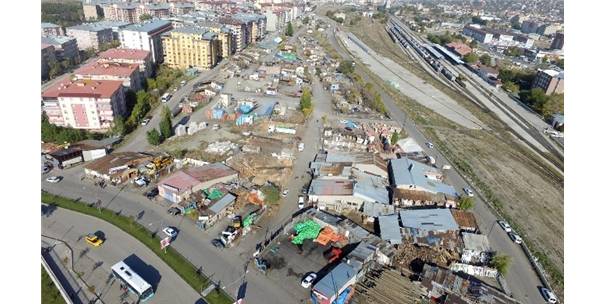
(389, 158, 457, 196)
(399, 209, 459, 231)
(208, 193, 235, 214)
(378, 215, 402, 244)
(353, 180, 389, 205)
(312, 262, 357, 299)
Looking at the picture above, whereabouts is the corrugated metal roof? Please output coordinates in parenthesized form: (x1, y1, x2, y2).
(353, 180, 389, 205)
(208, 193, 235, 214)
(312, 262, 357, 299)
(399, 209, 459, 231)
(362, 201, 395, 218)
(309, 179, 354, 196)
(378, 215, 402, 244)
(389, 158, 457, 197)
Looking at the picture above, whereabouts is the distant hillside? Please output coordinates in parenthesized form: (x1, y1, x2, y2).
(41, 0, 84, 27)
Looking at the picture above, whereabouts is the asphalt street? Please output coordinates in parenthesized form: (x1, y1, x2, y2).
(42, 207, 201, 304)
(320, 16, 546, 304)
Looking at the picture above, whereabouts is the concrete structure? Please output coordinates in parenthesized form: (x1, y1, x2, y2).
(98, 48, 153, 78)
(533, 69, 564, 95)
(42, 44, 56, 80)
(462, 24, 492, 43)
(551, 32, 564, 50)
(74, 62, 142, 91)
(42, 22, 64, 36)
(219, 17, 249, 52)
(308, 179, 364, 212)
(233, 13, 267, 43)
(521, 20, 540, 34)
(41, 35, 80, 64)
(41, 79, 126, 130)
(158, 163, 238, 203)
(66, 23, 114, 50)
(537, 23, 559, 36)
(461, 232, 491, 264)
(119, 20, 173, 63)
(161, 26, 221, 70)
(101, 3, 139, 23)
(83, 2, 104, 21)
(169, 2, 195, 15)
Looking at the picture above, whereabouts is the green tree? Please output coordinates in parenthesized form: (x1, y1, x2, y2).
(504, 46, 523, 57)
(539, 94, 564, 118)
(139, 14, 153, 22)
(459, 196, 475, 211)
(469, 40, 478, 49)
(159, 106, 172, 139)
(147, 78, 157, 91)
(146, 128, 162, 146)
(129, 90, 151, 124)
(490, 255, 512, 275)
(261, 185, 280, 204)
(502, 81, 519, 93)
(111, 116, 127, 136)
(463, 52, 479, 63)
(555, 58, 564, 69)
(286, 21, 294, 36)
(48, 60, 63, 79)
(390, 131, 400, 145)
(299, 87, 313, 117)
(479, 54, 492, 66)
(337, 60, 355, 75)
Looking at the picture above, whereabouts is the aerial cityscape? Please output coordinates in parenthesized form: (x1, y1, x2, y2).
(40, 0, 564, 304)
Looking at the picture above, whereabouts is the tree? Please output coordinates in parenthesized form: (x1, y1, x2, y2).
(48, 60, 63, 79)
(111, 116, 127, 136)
(502, 81, 519, 93)
(469, 40, 478, 49)
(337, 60, 355, 75)
(286, 21, 294, 36)
(299, 87, 313, 117)
(139, 14, 152, 22)
(538, 94, 564, 118)
(504, 46, 523, 57)
(390, 131, 400, 145)
(146, 128, 162, 146)
(261, 184, 280, 204)
(459, 196, 475, 211)
(463, 52, 479, 63)
(490, 255, 512, 275)
(554, 58, 564, 69)
(479, 54, 492, 66)
(471, 16, 487, 26)
(129, 90, 151, 124)
(159, 106, 172, 139)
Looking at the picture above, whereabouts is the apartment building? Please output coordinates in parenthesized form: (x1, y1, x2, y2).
(162, 26, 221, 70)
(74, 62, 143, 91)
(462, 24, 493, 43)
(137, 3, 170, 19)
(101, 3, 139, 23)
(41, 44, 56, 80)
(169, 2, 195, 15)
(119, 20, 173, 63)
(551, 32, 564, 50)
(219, 17, 249, 52)
(533, 69, 564, 95)
(88, 20, 132, 40)
(41, 35, 80, 64)
(66, 23, 114, 50)
(234, 13, 267, 43)
(41, 22, 64, 36)
(41, 79, 126, 131)
(98, 48, 153, 78)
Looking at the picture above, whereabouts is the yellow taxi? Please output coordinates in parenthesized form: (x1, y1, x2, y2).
(85, 232, 104, 247)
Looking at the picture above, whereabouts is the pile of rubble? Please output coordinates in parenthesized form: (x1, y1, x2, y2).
(394, 243, 460, 270)
(227, 153, 292, 187)
(205, 141, 238, 155)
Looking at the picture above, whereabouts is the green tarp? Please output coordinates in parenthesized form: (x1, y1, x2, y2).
(291, 220, 321, 245)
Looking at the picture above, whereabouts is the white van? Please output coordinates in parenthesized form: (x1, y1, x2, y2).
(161, 93, 172, 103)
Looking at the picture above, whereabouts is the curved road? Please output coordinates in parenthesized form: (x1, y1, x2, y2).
(42, 207, 201, 304)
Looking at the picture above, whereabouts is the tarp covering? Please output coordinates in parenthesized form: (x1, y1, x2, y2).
(292, 220, 322, 245)
(203, 188, 224, 201)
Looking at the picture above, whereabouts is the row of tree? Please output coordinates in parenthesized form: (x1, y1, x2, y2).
(41, 113, 104, 144)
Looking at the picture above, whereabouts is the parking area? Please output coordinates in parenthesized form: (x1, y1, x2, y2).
(260, 234, 333, 302)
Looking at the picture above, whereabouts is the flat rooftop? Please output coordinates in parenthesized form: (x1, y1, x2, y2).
(309, 179, 354, 196)
(75, 62, 139, 78)
(42, 79, 123, 99)
(99, 48, 150, 61)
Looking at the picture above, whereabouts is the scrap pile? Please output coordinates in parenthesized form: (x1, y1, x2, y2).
(291, 220, 322, 245)
(205, 141, 238, 155)
(227, 153, 292, 187)
(315, 227, 345, 246)
(394, 243, 460, 270)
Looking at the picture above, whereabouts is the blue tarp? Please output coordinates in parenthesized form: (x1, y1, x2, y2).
(334, 286, 352, 304)
(212, 108, 225, 120)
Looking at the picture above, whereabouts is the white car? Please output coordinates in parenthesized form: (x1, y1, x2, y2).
(497, 220, 512, 233)
(162, 227, 178, 238)
(134, 177, 149, 187)
(463, 188, 474, 197)
(298, 143, 305, 152)
(540, 287, 558, 303)
(508, 232, 522, 244)
(426, 142, 434, 149)
(281, 189, 289, 197)
(212, 124, 220, 130)
(141, 117, 151, 125)
(46, 176, 62, 183)
(298, 196, 305, 209)
(301, 273, 317, 288)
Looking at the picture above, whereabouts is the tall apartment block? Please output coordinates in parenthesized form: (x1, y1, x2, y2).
(161, 26, 220, 70)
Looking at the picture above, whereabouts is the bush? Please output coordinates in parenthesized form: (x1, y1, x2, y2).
(490, 254, 512, 275)
(41, 114, 104, 144)
(261, 185, 280, 204)
(459, 196, 475, 211)
(146, 129, 162, 146)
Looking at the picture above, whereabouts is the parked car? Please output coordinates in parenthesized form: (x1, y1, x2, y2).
(180, 80, 187, 87)
(508, 232, 522, 244)
(212, 124, 220, 130)
(167, 207, 181, 216)
(301, 273, 317, 288)
(281, 189, 289, 197)
(463, 188, 474, 197)
(298, 196, 305, 209)
(134, 176, 149, 187)
(298, 143, 305, 152)
(497, 220, 512, 233)
(540, 287, 558, 303)
(85, 231, 105, 247)
(42, 165, 51, 174)
(426, 142, 434, 149)
(45, 176, 62, 183)
(162, 227, 178, 238)
(141, 117, 151, 125)
(144, 188, 159, 199)
(211, 238, 225, 249)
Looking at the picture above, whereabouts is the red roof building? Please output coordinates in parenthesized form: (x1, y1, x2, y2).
(98, 48, 153, 78)
(74, 61, 142, 91)
(446, 42, 473, 57)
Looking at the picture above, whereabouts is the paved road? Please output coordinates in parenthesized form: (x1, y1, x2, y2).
(117, 62, 227, 153)
(42, 207, 201, 304)
(320, 16, 546, 304)
(42, 241, 91, 304)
